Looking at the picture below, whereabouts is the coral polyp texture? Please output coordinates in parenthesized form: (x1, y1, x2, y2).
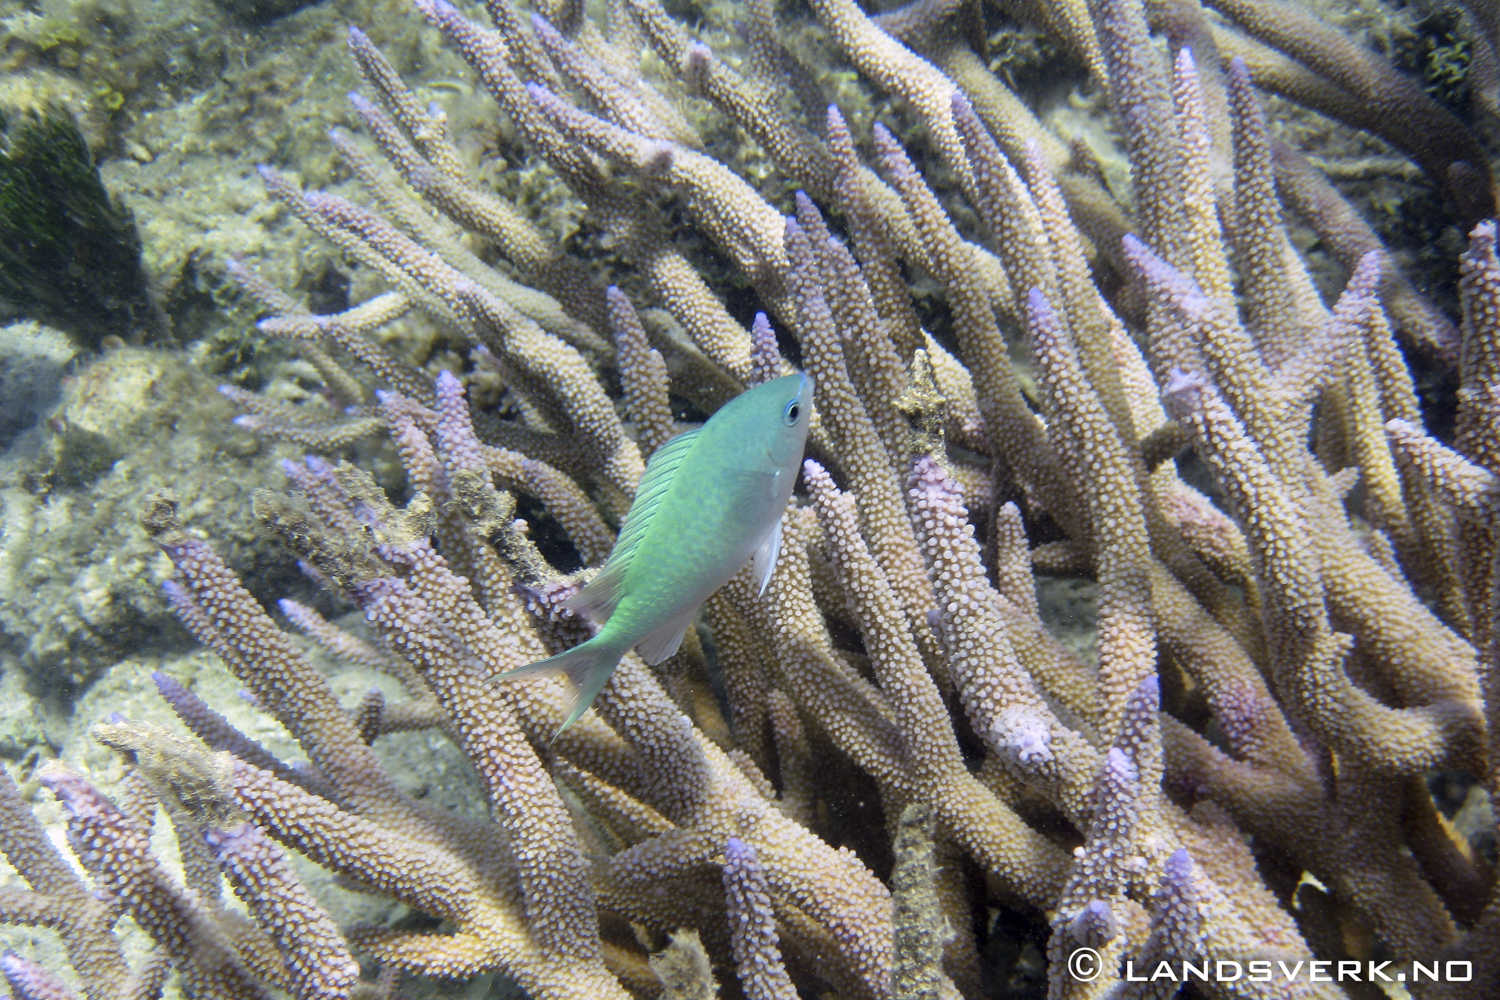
(4, 0, 1500, 996)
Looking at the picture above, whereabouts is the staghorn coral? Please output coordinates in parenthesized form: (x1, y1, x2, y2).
(4, 0, 1500, 995)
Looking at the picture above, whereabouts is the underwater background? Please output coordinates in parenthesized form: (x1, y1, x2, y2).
(1, 0, 1499, 995)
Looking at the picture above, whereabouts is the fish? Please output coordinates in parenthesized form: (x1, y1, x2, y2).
(498, 372, 814, 734)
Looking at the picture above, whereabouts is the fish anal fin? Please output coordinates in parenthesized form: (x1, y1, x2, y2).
(634, 612, 696, 665)
(751, 517, 782, 597)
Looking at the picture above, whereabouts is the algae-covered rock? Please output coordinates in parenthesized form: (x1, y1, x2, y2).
(0, 101, 166, 345)
(0, 320, 78, 450)
(0, 346, 306, 693)
(213, 0, 319, 24)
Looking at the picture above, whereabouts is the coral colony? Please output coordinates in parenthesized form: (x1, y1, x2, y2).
(3, 0, 1500, 996)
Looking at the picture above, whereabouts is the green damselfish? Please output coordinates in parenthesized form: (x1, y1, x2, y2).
(500, 373, 814, 733)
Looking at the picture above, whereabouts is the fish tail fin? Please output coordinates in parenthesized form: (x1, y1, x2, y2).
(493, 637, 625, 739)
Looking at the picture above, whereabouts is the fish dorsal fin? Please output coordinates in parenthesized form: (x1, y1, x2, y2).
(566, 428, 702, 623)
(635, 610, 697, 665)
(751, 516, 782, 596)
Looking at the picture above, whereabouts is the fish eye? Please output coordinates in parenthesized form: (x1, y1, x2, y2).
(784, 401, 801, 425)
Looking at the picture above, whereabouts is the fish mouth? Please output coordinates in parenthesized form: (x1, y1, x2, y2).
(799, 372, 815, 399)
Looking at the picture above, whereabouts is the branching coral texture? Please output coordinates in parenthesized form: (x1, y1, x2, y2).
(4, 0, 1500, 996)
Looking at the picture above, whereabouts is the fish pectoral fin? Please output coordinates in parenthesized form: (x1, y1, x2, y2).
(634, 611, 697, 665)
(751, 517, 783, 596)
(491, 638, 623, 737)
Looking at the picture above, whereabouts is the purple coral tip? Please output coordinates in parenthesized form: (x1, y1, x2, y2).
(153, 671, 187, 700)
(1164, 847, 1195, 883)
(1162, 367, 1208, 402)
(203, 822, 260, 857)
(1104, 745, 1138, 782)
